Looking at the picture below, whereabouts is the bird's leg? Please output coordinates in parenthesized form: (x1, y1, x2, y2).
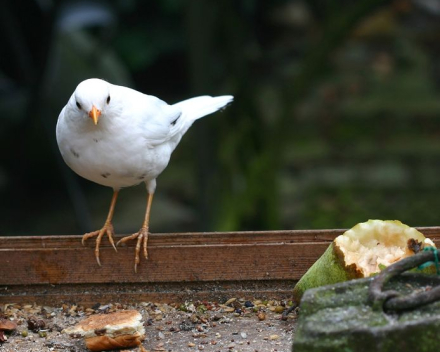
(117, 192, 154, 272)
(82, 190, 119, 266)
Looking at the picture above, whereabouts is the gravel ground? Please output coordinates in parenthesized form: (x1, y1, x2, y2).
(0, 299, 297, 352)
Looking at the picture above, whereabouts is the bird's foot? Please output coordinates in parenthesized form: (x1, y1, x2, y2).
(116, 227, 149, 273)
(82, 222, 117, 266)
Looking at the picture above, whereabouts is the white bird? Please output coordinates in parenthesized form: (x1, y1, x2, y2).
(56, 78, 233, 272)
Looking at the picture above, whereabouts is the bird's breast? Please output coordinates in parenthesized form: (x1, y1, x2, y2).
(58, 124, 172, 189)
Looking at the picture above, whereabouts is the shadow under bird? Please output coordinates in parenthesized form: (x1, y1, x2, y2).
(56, 78, 233, 272)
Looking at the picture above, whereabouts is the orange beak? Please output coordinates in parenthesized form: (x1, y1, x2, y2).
(88, 105, 101, 125)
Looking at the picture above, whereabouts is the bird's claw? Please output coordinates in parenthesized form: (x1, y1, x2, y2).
(117, 227, 149, 272)
(81, 222, 117, 266)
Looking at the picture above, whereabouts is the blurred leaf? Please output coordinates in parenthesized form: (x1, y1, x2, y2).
(114, 26, 184, 70)
(57, 2, 116, 32)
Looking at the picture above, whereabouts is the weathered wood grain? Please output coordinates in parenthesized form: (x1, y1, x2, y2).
(0, 236, 333, 285)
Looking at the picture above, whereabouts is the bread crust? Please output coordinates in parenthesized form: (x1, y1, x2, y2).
(64, 310, 145, 351)
(85, 332, 144, 351)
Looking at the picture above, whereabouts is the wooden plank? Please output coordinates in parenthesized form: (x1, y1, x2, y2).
(1, 228, 439, 305)
(0, 241, 331, 285)
(1, 228, 440, 285)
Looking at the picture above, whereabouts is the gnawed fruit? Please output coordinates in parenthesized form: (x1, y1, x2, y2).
(292, 220, 436, 303)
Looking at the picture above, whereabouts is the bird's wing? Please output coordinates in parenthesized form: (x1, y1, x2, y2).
(114, 85, 182, 147)
(140, 96, 182, 147)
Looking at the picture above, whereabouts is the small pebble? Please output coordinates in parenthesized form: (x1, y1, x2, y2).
(224, 298, 237, 306)
(257, 312, 266, 321)
(274, 306, 285, 314)
(190, 314, 199, 323)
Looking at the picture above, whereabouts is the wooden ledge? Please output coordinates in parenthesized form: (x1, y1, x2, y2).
(1, 228, 439, 305)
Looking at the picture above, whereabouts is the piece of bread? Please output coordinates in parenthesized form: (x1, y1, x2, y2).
(64, 310, 145, 351)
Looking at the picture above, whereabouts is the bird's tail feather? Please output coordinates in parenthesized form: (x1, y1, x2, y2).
(173, 95, 233, 121)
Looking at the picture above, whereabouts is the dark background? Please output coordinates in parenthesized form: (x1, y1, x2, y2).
(2, 0, 440, 236)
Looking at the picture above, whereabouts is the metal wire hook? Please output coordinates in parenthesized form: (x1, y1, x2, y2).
(368, 249, 440, 312)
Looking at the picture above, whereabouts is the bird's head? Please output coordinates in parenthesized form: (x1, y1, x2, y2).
(73, 78, 112, 125)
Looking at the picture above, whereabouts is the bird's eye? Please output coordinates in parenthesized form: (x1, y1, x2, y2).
(76, 101, 82, 110)
(106, 95, 111, 104)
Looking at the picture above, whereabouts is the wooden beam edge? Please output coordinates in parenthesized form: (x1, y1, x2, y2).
(1, 227, 439, 249)
(0, 280, 297, 307)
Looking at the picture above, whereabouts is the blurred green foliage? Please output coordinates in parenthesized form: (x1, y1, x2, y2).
(1, 0, 440, 235)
